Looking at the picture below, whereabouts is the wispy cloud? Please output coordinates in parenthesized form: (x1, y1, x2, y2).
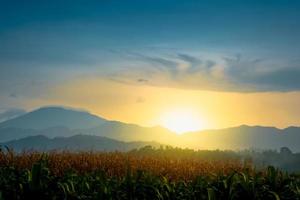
(126, 53, 179, 76)
(110, 52, 300, 92)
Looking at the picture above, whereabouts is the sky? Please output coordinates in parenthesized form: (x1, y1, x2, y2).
(0, 0, 300, 131)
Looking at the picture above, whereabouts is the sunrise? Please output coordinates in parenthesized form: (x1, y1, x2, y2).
(0, 1, 300, 199)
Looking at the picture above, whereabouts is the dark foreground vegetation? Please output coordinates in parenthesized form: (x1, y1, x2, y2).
(0, 147, 299, 200)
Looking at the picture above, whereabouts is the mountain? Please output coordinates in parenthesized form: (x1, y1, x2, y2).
(0, 109, 26, 123)
(0, 127, 77, 142)
(1, 135, 161, 152)
(0, 106, 175, 143)
(0, 107, 106, 130)
(0, 106, 299, 152)
(179, 125, 300, 152)
(87, 121, 176, 142)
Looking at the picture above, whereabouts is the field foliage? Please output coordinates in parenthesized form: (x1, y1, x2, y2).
(0, 146, 299, 199)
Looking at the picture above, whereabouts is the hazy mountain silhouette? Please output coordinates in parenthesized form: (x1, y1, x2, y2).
(180, 125, 300, 152)
(0, 107, 106, 129)
(0, 127, 77, 142)
(87, 121, 175, 142)
(0, 106, 175, 143)
(0, 106, 299, 152)
(1, 134, 161, 152)
(0, 109, 26, 122)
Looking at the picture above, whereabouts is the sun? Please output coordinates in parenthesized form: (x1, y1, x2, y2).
(160, 109, 205, 134)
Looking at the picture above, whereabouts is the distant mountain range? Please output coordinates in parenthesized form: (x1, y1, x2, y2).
(180, 125, 300, 152)
(1, 135, 160, 152)
(0, 106, 299, 152)
(0, 107, 174, 143)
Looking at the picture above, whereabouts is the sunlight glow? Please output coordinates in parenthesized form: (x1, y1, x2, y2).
(160, 109, 205, 134)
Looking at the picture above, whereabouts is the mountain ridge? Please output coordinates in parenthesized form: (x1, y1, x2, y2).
(1, 134, 161, 152)
(0, 106, 106, 130)
(0, 106, 299, 152)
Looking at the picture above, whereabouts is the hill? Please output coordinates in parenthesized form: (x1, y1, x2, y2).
(179, 125, 300, 152)
(0, 107, 106, 130)
(1, 134, 161, 152)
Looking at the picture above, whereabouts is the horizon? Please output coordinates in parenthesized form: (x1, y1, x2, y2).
(1, 105, 299, 134)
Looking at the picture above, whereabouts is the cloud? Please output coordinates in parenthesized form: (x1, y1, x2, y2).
(176, 53, 203, 73)
(137, 78, 149, 83)
(128, 53, 179, 76)
(110, 52, 300, 92)
(9, 93, 17, 98)
(223, 55, 300, 91)
(252, 67, 300, 91)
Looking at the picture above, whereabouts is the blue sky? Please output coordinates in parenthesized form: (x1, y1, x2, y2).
(1, 0, 300, 112)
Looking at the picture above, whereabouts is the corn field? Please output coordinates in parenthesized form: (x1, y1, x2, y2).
(0, 147, 299, 200)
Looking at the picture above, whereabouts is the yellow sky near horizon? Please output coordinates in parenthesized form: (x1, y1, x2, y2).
(22, 78, 300, 132)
